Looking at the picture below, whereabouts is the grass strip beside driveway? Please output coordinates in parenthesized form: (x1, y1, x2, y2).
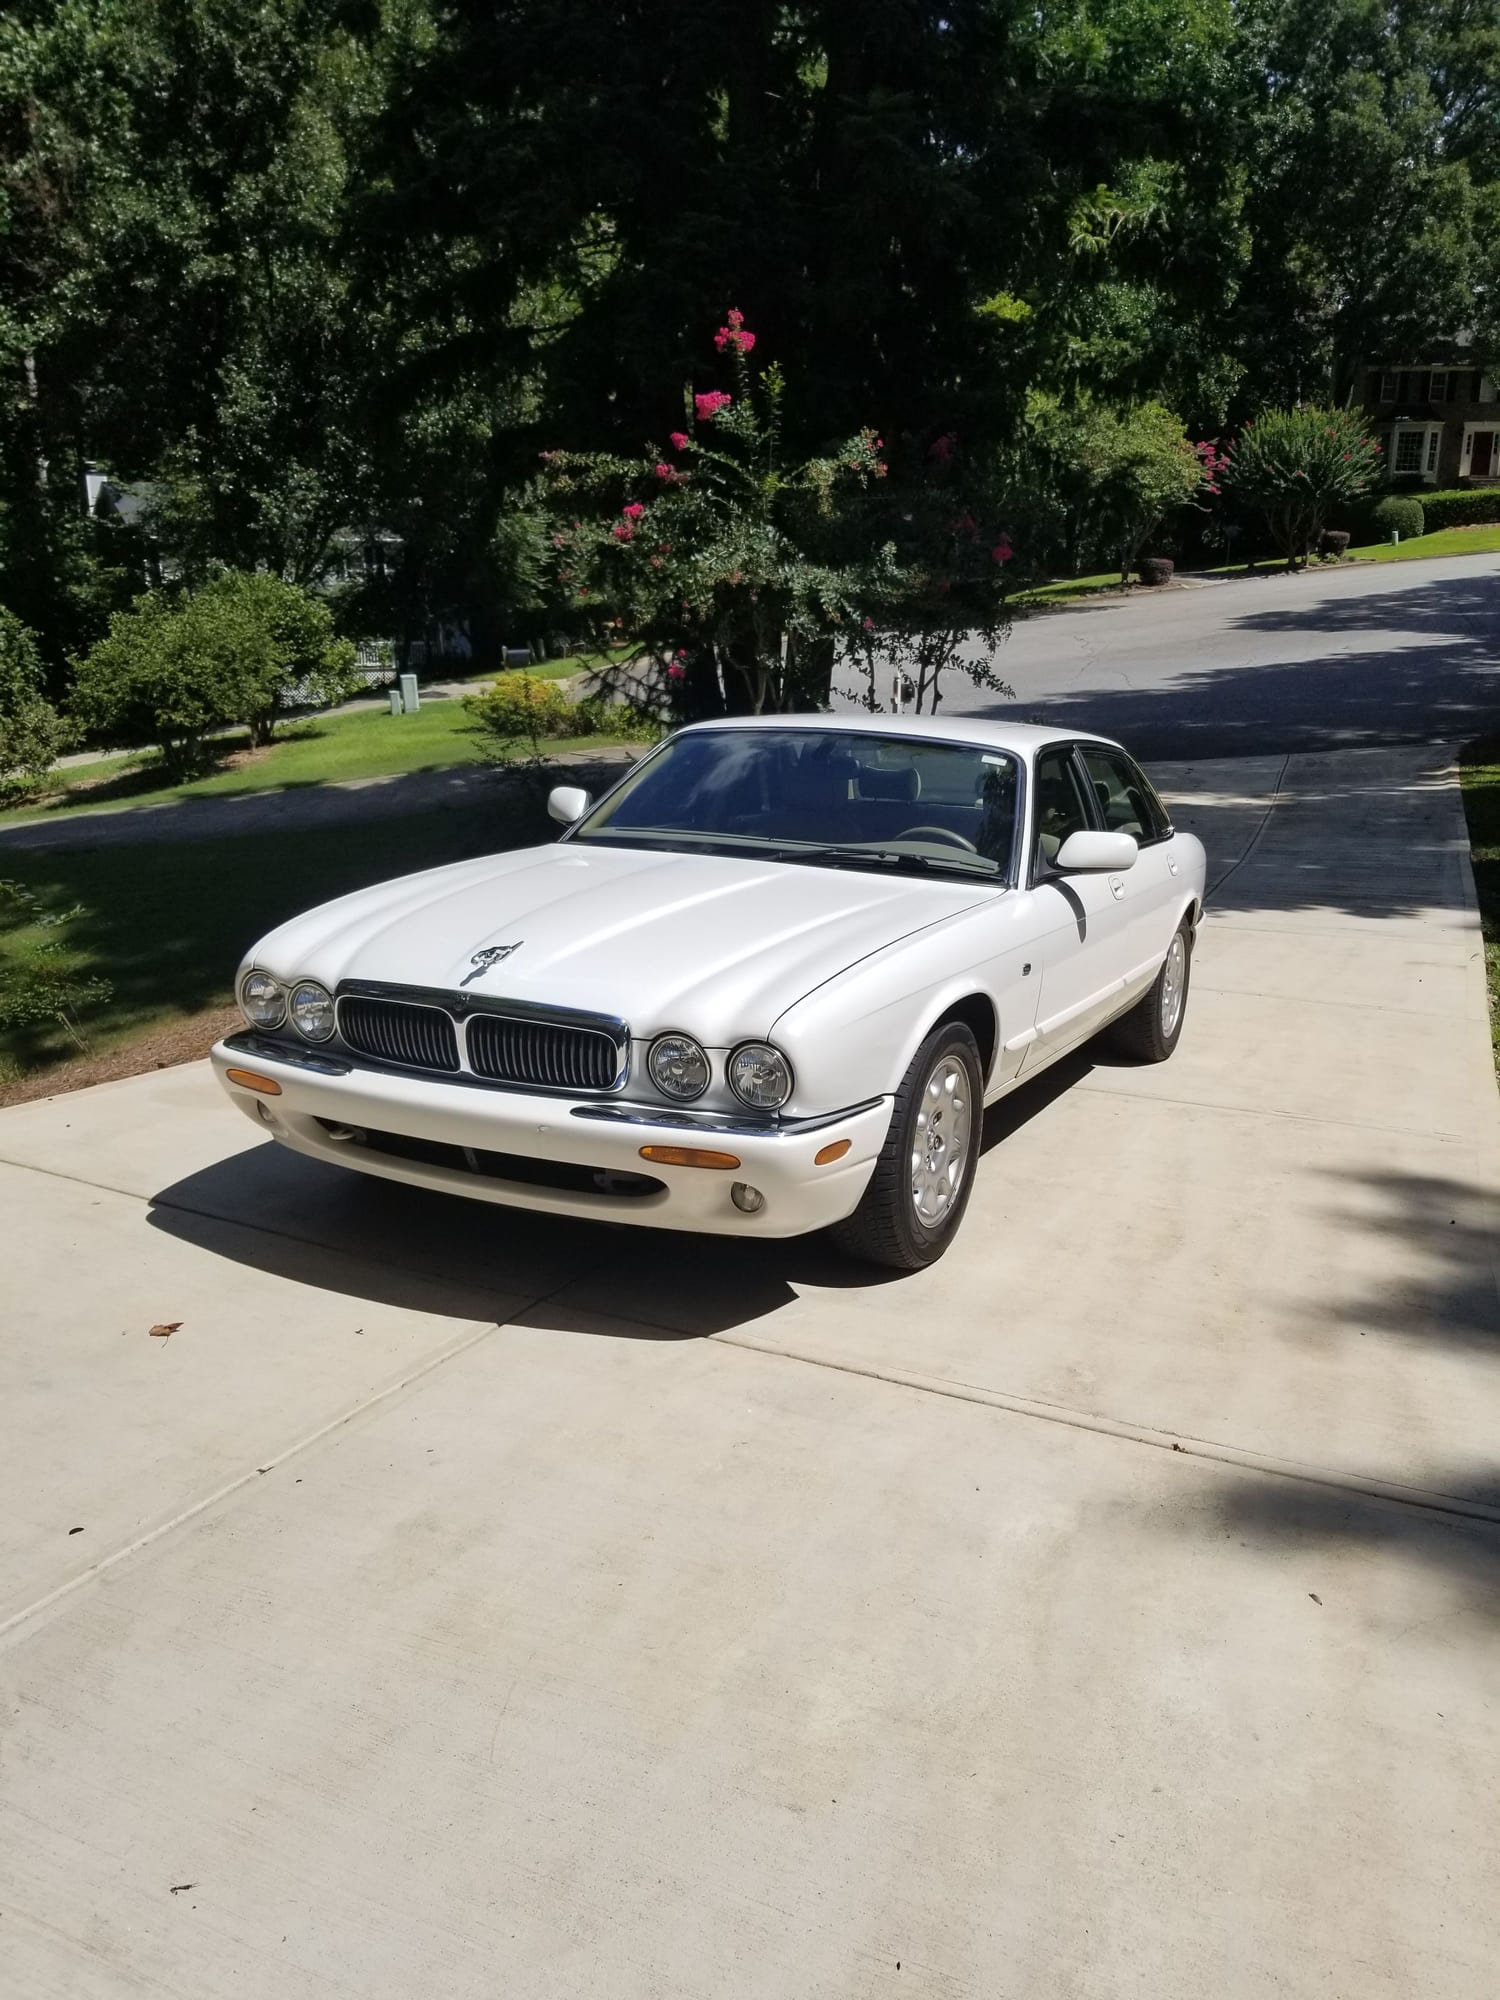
(1459, 737, 1500, 1074)
(0, 795, 549, 1088)
(2, 699, 637, 826)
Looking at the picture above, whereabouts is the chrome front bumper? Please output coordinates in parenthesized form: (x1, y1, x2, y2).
(211, 1035, 891, 1238)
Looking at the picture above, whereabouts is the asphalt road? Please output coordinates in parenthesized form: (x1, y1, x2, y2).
(927, 551, 1500, 758)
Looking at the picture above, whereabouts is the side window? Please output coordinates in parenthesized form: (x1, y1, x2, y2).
(1080, 747, 1171, 844)
(1032, 748, 1093, 870)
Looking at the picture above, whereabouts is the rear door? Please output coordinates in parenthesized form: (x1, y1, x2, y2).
(1018, 744, 1135, 1065)
(1077, 743, 1181, 995)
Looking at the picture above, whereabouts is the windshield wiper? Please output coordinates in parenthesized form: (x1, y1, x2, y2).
(774, 844, 998, 879)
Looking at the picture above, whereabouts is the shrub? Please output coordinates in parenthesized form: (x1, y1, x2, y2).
(70, 572, 359, 778)
(1371, 495, 1425, 541)
(0, 879, 112, 1055)
(1318, 530, 1351, 560)
(1420, 489, 1500, 532)
(1136, 556, 1175, 585)
(1220, 407, 1382, 568)
(466, 672, 578, 747)
(0, 609, 71, 802)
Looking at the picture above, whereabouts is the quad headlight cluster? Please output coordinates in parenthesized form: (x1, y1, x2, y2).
(238, 971, 336, 1043)
(646, 1032, 793, 1111)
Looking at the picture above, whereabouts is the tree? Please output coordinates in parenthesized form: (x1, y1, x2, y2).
(1234, 0, 1499, 406)
(0, 605, 70, 799)
(1219, 405, 1382, 567)
(1011, 394, 1207, 580)
(70, 571, 357, 775)
(539, 311, 905, 715)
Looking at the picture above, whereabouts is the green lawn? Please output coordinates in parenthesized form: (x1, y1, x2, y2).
(1012, 571, 1127, 608)
(1459, 739, 1500, 1076)
(0, 797, 553, 1079)
(3, 696, 634, 825)
(1342, 524, 1500, 563)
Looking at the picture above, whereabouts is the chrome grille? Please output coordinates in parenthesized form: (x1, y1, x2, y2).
(339, 995, 460, 1073)
(467, 1012, 622, 1092)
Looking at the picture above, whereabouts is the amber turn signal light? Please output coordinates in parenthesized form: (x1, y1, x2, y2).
(639, 1145, 741, 1171)
(225, 1068, 282, 1096)
(814, 1138, 852, 1165)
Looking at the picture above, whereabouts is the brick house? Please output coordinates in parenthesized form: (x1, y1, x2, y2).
(1360, 350, 1500, 485)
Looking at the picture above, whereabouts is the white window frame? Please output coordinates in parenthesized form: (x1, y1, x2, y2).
(1481, 374, 1498, 405)
(1378, 369, 1400, 402)
(1383, 422, 1444, 483)
(1460, 422, 1500, 479)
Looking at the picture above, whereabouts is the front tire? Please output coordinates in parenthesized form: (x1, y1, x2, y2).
(830, 1021, 983, 1271)
(1109, 918, 1192, 1063)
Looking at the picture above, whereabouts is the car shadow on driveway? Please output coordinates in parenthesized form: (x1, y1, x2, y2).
(144, 1051, 1103, 1338)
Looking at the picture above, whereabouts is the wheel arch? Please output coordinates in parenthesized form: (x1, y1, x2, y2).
(925, 991, 999, 1088)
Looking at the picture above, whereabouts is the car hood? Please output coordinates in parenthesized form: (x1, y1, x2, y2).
(251, 840, 1000, 1043)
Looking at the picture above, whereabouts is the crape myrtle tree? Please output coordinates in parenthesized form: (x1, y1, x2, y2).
(538, 311, 1017, 717)
(1218, 405, 1382, 567)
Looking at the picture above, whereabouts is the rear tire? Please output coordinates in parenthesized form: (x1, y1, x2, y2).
(1109, 918, 1192, 1063)
(830, 1021, 983, 1271)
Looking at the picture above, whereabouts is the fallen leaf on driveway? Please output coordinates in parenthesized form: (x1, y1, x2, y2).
(169, 1883, 194, 1894)
(1309, 1593, 1323, 1605)
(148, 1322, 182, 1338)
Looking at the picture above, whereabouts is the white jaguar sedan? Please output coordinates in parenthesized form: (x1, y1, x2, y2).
(212, 716, 1204, 1268)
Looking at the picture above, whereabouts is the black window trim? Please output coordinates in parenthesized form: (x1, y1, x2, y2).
(1078, 742, 1175, 849)
(1027, 740, 1097, 888)
(1028, 738, 1174, 885)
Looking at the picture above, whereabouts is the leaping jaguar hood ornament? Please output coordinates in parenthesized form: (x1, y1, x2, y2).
(460, 942, 523, 986)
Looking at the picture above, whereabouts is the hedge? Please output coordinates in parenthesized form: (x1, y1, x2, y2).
(1419, 489, 1500, 532)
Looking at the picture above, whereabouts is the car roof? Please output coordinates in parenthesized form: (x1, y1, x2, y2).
(673, 713, 1122, 757)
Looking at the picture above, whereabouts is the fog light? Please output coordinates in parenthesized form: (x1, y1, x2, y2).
(730, 1182, 766, 1214)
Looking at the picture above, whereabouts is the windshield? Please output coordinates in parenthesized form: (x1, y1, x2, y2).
(571, 728, 1020, 881)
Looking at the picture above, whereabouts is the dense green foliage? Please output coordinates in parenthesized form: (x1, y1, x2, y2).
(1220, 406, 1383, 566)
(1371, 494, 1428, 541)
(0, 607, 70, 798)
(1417, 489, 1500, 532)
(70, 571, 357, 775)
(0, 0, 1497, 694)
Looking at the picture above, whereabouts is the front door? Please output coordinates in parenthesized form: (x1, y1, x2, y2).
(1468, 430, 1496, 477)
(1019, 745, 1135, 1065)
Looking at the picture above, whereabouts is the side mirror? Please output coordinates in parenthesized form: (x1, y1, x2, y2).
(1053, 829, 1139, 873)
(547, 785, 591, 826)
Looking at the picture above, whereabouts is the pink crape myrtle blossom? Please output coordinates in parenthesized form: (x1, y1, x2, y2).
(695, 391, 732, 422)
(622, 502, 645, 521)
(714, 307, 757, 354)
(669, 431, 690, 451)
(991, 536, 1014, 564)
(613, 524, 634, 542)
(666, 662, 686, 680)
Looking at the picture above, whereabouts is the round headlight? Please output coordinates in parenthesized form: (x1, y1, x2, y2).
(239, 970, 286, 1030)
(728, 1042, 793, 1110)
(288, 979, 336, 1042)
(648, 1032, 711, 1101)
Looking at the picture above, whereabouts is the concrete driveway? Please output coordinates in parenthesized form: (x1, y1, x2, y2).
(2, 745, 1497, 1998)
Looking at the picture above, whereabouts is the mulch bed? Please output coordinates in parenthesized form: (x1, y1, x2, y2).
(0, 1003, 241, 1108)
